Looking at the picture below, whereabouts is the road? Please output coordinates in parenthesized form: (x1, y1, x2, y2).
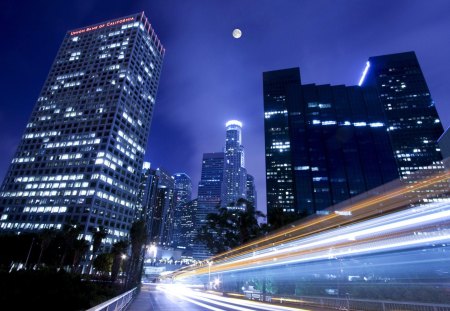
(127, 284, 316, 311)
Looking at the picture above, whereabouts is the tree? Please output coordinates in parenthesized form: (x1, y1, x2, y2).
(59, 223, 83, 269)
(93, 253, 113, 276)
(91, 226, 108, 256)
(110, 240, 128, 282)
(89, 226, 108, 274)
(71, 238, 89, 273)
(127, 220, 147, 287)
(37, 228, 56, 266)
(196, 199, 266, 255)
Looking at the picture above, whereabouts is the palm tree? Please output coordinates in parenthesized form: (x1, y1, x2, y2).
(197, 199, 266, 255)
(58, 222, 82, 269)
(127, 220, 147, 287)
(37, 228, 56, 266)
(110, 240, 128, 282)
(89, 226, 108, 273)
(71, 238, 89, 273)
(235, 198, 266, 244)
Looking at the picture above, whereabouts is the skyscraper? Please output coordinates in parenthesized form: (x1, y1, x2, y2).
(172, 173, 192, 248)
(222, 120, 247, 206)
(136, 162, 159, 242)
(194, 152, 224, 259)
(246, 174, 257, 209)
(0, 13, 164, 245)
(360, 52, 444, 179)
(263, 68, 301, 216)
(263, 52, 444, 225)
(178, 198, 198, 253)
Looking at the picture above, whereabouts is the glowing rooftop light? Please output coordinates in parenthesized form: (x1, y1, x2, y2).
(358, 61, 370, 86)
(225, 120, 243, 128)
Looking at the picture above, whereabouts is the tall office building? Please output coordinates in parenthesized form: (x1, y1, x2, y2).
(0, 13, 164, 245)
(360, 52, 444, 179)
(136, 162, 159, 241)
(263, 52, 443, 225)
(194, 152, 224, 259)
(152, 168, 175, 246)
(222, 120, 247, 206)
(178, 198, 198, 253)
(172, 173, 192, 248)
(263, 69, 301, 216)
(246, 174, 257, 208)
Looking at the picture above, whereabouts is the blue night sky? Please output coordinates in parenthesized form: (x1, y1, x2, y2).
(0, 0, 449, 213)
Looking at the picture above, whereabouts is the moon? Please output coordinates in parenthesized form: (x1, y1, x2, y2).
(232, 29, 242, 39)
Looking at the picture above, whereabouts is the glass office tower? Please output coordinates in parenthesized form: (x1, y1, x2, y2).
(263, 52, 445, 226)
(263, 68, 399, 223)
(194, 152, 224, 259)
(172, 173, 192, 248)
(360, 52, 444, 179)
(0, 13, 164, 245)
(222, 120, 247, 206)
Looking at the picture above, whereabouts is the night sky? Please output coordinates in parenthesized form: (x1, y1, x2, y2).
(1, 0, 449, 213)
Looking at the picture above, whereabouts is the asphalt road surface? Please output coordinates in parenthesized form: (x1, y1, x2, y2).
(127, 284, 317, 311)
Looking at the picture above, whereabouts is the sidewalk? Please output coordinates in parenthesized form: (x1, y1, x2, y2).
(127, 284, 153, 311)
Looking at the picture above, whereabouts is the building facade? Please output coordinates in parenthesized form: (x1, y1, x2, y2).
(222, 120, 247, 206)
(360, 52, 444, 179)
(172, 173, 192, 248)
(0, 13, 164, 245)
(263, 52, 444, 225)
(246, 174, 257, 209)
(194, 152, 224, 259)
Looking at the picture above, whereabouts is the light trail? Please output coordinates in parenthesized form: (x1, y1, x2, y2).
(174, 195, 450, 279)
(157, 284, 312, 311)
(194, 171, 450, 268)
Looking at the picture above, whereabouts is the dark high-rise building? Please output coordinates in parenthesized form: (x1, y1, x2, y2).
(172, 173, 192, 248)
(246, 174, 257, 208)
(178, 199, 198, 253)
(263, 68, 301, 216)
(222, 120, 247, 206)
(136, 162, 159, 241)
(0, 13, 164, 245)
(152, 168, 175, 246)
(360, 51, 444, 179)
(263, 52, 445, 226)
(194, 152, 224, 259)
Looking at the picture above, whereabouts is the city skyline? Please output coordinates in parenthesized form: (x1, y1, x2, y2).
(1, 1, 450, 213)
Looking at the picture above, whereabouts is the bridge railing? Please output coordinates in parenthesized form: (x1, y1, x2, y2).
(267, 294, 450, 311)
(86, 287, 138, 311)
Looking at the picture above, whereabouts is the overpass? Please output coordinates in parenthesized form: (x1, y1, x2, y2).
(167, 171, 450, 310)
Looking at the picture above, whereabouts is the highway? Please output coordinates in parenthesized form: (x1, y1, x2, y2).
(128, 284, 321, 311)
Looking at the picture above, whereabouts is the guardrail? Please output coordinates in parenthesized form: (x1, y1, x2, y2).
(86, 287, 138, 311)
(264, 294, 450, 311)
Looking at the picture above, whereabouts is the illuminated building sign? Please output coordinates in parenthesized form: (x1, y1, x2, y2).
(70, 17, 135, 36)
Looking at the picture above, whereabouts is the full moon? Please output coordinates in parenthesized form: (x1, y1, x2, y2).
(232, 29, 242, 39)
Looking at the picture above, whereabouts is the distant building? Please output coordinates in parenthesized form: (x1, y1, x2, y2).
(172, 173, 192, 248)
(153, 169, 175, 246)
(263, 52, 444, 225)
(194, 152, 224, 259)
(246, 174, 257, 209)
(222, 120, 247, 206)
(0, 13, 164, 245)
(178, 199, 198, 253)
(136, 162, 159, 242)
